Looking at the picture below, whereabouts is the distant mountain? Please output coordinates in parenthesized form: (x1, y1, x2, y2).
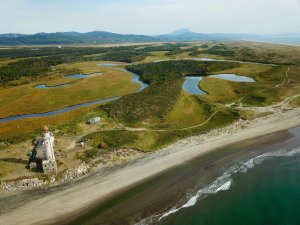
(155, 31, 248, 42)
(0, 31, 157, 45)
(0, 33, 28, 38)
(0, 30, 299, 45)
(170, 29, 194, 35)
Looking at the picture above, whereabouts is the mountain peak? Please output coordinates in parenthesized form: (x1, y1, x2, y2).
(170, 29, 194, 35)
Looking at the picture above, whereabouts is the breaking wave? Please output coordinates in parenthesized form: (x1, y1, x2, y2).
(136, 147, 300, 225)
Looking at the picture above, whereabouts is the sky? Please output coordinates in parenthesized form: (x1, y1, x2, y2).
(1, 0, 300, 35)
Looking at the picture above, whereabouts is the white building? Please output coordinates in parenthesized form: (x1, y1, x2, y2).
(36, 126, 55, 160)
(34, 125, 57, 174)
(88, 117, 101, 125)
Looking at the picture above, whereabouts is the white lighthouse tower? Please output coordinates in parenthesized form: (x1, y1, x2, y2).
(37, 125, 57, 174)
(42, 125, 55, 161)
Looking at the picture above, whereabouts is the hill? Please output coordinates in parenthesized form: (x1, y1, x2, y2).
(0, 30, 299, 45)
(0, 31, 157, 45)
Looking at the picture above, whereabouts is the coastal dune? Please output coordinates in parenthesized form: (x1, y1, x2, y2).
(1, 108, 300, 225)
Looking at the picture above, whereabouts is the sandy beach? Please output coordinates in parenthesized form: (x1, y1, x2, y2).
(1, 107, 300, 225)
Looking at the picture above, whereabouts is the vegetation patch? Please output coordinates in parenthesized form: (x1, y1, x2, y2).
(100, 60, 240, 126)
(200, 77, 246, 103)
(202, 44, 235, 57)
(289, 96, 300, 107)
(99, 51, 149, 63)
(242, 88, 280, 106)
(166, 92, 211, 128)
(84, 108, 239, 155)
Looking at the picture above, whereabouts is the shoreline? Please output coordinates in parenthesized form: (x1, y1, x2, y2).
(1, 108, 300, 225)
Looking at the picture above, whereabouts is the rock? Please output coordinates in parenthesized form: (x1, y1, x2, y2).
(0, 142, 7, 147)
(50, 175, 56, 184)
(0, 162, 91, 192)
(0, 178, 44, 192)
(29, 162, 37, 170)
(61, 163, 90, 182)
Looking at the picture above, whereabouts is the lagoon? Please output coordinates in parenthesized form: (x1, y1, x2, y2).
(183, 73, 255, 95)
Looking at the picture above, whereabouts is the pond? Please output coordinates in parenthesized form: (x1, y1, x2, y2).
(98, 63, 124, 67)
(209, 74, 255, 82)
(64, 72, 102, 79)
(183, 74, 255, 95)
(34, 83, 70, 89)
(182, 77, 206, 95)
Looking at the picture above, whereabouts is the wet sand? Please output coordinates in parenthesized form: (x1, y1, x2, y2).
(1, 108, 300, 225)
(62, 130, 297, 225)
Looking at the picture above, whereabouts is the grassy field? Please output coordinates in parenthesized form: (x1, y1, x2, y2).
(290, 96, 300, 107)
(83, 108, 238, 154)
(0, 61, 139, 118)
(165, 92, 211, 128)
(141, 51, 170, 63)
(213, 63, 273, 76)
(209, 41, 300, 65)
(1, 41, 300, 181)
(200, 77, 247, 103)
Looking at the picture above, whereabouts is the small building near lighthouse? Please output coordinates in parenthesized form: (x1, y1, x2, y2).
(88, 117, 101, 125)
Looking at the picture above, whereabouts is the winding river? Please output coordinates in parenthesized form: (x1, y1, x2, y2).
(0, 65, 148, 123)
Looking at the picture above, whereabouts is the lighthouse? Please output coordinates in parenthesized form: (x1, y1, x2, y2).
(41, 125, 55, 161)
(28, 125, 58, 174)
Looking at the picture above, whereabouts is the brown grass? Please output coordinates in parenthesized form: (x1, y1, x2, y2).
(0, 61, 139, 118)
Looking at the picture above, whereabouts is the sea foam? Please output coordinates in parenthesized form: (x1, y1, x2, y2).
(136, 147, 300, 225)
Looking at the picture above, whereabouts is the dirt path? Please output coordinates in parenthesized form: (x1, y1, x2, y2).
(226, 66, 297, 111)
(276, 67, 291, 88)
(236, 93, 300, 116)
(124, 111, 220, 132)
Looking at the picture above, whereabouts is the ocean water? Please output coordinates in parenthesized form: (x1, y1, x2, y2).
(60, 127, 300, 225)
(148, 136, 300, 225)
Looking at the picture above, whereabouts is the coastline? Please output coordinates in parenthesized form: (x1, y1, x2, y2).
(1, 107, 300, 225)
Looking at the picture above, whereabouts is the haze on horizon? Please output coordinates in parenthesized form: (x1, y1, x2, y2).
(1, 0, 300, 35)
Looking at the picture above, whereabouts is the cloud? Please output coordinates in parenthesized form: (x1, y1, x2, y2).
(0, 0, 300, 34)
